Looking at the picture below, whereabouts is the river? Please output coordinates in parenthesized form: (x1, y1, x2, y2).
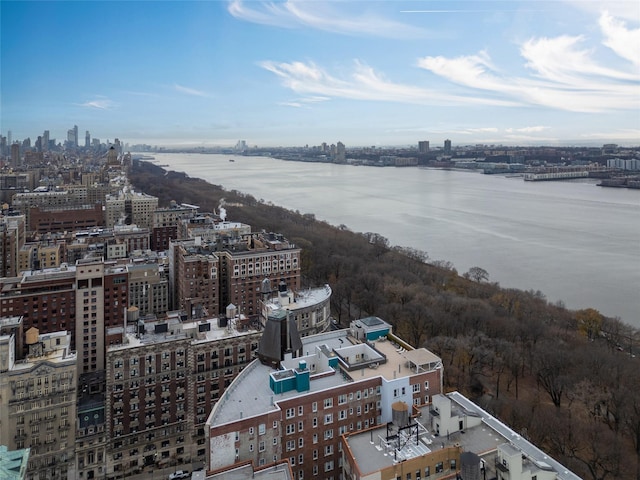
(149, 153, 640, 328)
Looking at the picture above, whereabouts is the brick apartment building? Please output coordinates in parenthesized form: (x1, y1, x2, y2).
(207, 317, 444, 480)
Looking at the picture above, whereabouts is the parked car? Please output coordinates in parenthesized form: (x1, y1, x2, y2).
(168, 471, 190, 480)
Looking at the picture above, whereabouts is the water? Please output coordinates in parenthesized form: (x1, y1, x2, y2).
(150, 153, 640, 328)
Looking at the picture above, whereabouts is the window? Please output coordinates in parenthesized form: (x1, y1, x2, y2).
(298, 438, 304, 448)
(313, 449, 318, 460)
(324, 398, 333, 409)
(324, 461, 334, 472)
(324, 445, 333, 456)
(273, 438, 278, 445)
(324, 429, 333, 440)
(450, 460, 456, 470)
(273, 421, 278, 429)
(249, 427, 254, 435)
(424, 381, 429, 390)
(312, 402, 317, 412)
(298, 421, 303, 432)
(412, 383, 420, 393)
(286, 424, 295, 435)
(286, 440, 295, 452)
(338, 394, 347, 405)
(424, 467, 430, 477)
(259, 441, 265, 452)
(324, 414, 333, 424)
(435, 462, 443, 473)
(313, 417, 318, 428)
(259, 423, 266, 435)
(286, 408, 295, 419)
(298, 405, 304, 416)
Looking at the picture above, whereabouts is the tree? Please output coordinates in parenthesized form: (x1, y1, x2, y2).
(465, 266, 489, 283)
(576, 308, 604, 341)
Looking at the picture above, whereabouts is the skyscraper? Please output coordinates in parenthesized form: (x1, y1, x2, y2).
(418, 140, 430, 154)
(85, 130, 91, 148)
(444, 139, 452, 154)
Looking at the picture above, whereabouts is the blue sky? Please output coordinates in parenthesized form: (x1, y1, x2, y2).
(1, 0, 639, 148)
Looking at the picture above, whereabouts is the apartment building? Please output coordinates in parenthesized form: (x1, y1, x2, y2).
(206, 317, 444, 480)
(104, 191, 158, 230)
(217, 232, 301, 319)
(104, 313, 262, 478)
(342, 392, 582, 480)
(0, 328, 77, 480)
(0, 215, 26, 277)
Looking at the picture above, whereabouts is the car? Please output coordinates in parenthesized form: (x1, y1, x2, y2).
(168, 471, 190, 480)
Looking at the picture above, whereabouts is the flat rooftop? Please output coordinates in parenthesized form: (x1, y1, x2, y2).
(345, 392, 581, 480)
(345, 410, 506, 475)
(203, 461, 293, 480)
(209, 329, 442, 427)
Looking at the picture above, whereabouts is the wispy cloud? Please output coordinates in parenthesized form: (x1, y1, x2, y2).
(506, 126, 550, 133)
(279, 96, 331, 108)
(228, 0, 427, 38)
(260, 60, 518, 107)
(416, 12, 639, 113)
(599, 11, 640, 67)
(174, 84, 211, 98)
(77, 98, 116, 110)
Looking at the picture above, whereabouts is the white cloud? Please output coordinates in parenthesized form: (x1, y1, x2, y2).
(416, 15, 640, 113)
(228, 0, 427, 38)
(174, 84, 211, 98)
(599, 11, 640, 67)
(260, 59, 518, 107)
(77, 98, 115, 110)
(506, 126, 550, 133)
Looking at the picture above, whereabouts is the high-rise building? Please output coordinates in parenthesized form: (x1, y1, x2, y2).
(85, 131, 91, 148)
(11, 143, 20, 167)
(444, 139, 452, 154)
(74, 125, 79, 147)
(0, 215, 26, 277)
(335, 141, 346, 163)
(418, 140, 429, 154)
(104, 313, 263, 478)
(43, 130, 49, 151)
(0, 326, 77, 480)
(104, 190, 159, 229)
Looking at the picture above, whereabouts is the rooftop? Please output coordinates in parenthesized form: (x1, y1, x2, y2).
(107, 314, 259, 352)
(208, 328, 442, 427)
(202, 461, 293, 480)
(344, 391, 581, 480)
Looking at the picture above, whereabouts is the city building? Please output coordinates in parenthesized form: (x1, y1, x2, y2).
(206, 317, 444, 480)
(342, 392, 581, 480)
(104, 190, 159, 230)
(444, 140, 452, 155)
(261, 282, 333, 338)
(217, 231, 301, 319)
(418, 141, 429, 154)
(104, 312, 262, 478)
(205, 460, 293, 480)
(0, 215, 26, 277)
(0, 327, 77, 480)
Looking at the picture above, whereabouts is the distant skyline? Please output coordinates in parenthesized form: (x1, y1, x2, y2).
(1, 1, 639, 147)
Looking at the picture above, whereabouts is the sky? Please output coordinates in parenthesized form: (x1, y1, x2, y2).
(1, 0, 639, 148)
